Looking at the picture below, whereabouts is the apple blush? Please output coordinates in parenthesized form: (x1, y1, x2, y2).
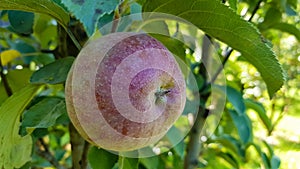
(65, 32, 186, 152)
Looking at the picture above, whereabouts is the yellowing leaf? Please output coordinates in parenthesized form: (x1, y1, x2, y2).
(0, 49, 21, 66)
(0, 84, 41, 169)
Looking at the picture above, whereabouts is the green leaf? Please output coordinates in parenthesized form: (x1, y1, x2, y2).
(261, 152, 271, 169)
(8, 10, 34, 34)
(149, 34, 186, 64)
(228, 109, 252, 144)
(11, 40, 36, 65)
(88, 146, 118, 169)
(271, 155, 281, 169)
(0, 0, 69, 28)
(258, 7, 282, 30)
(166, 126, 185, 159)
(30, 57, 74, 84)
(131, 2, 142, 14)
(270, 23, 300, 41)
(262, 140, 274, 157)
(244, 99, 272, 132)
(217, 85, 245, 115)
(209, 135, 240, 155)
(97, 12, 114, 30)
(118, 156, 139, 169)
(61, 0, 119, 36)
(7, 68, 33, 93)
(143, 0, 285, 97)
(0, 84, 41, 169)
(33, 14, 58, 49)
(140, 156, 159, 169)
(226, 86, 245, 115)
(0, 82, 8, 104)
(217, 152, 239, 169)
(20, 97, 67, 135)
(228, 0, 237, 11)
(287, 0, 297, 9)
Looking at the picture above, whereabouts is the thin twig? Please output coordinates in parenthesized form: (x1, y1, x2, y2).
(208, 48, 233, 85)
(0, 56, 12, 96)
(36, 138, 66, 169)
(80, 141, 90, 169)
(248, 0, 263, 22)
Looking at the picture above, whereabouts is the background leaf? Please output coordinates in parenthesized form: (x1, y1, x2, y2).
(118, 157, 139, 169)
(62, 0, 119, 36)
(88, 146, 118, 169)
(20, 97, 67, 135)
(0, 84, 41, 169)
(0, 49, 21, 66)
(244, 99, 272, 132)
(30, 57, 74, 84)
(270, 23, 300, 41)
(140, 156, 159, 169)
(8, 10, 34, 34)
(217, 85, 245, 115)
(6, 69, 33, 93)
(143, 0, 285, 97)
(0, 0, 69, 28)
(228, 109, 252, 144)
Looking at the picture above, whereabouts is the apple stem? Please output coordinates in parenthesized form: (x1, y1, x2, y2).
(155, 89, 171, 98)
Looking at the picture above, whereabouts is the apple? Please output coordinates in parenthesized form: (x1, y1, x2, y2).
(65, 32, 186, 152)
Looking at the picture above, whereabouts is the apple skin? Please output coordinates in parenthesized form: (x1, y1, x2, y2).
(65, 32, 186, 152)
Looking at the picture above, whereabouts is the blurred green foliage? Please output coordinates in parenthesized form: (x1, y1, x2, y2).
(0, 0, 299, 169)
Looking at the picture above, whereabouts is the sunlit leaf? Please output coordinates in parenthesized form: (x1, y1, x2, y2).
(0, 0, 69, 28)
(209, 135, 240, 155)
(0, 49, 21, 66)
(7, 68, 33, 92)
(0, 84, 41, 169)
(33, 14, 58, 49)
(270, 23, 300, 41)
(217, 152, 239, 168)
(143, 0, 285, 97)
(244, 99, 272, 132)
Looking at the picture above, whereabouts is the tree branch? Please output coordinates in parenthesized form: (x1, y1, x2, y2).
(184, 35, 211, 169)
(184, 107, 209, 169)
(36, 138, 66, 169)
(69, 123, 86, 169)
(80, 141, 90, 169)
